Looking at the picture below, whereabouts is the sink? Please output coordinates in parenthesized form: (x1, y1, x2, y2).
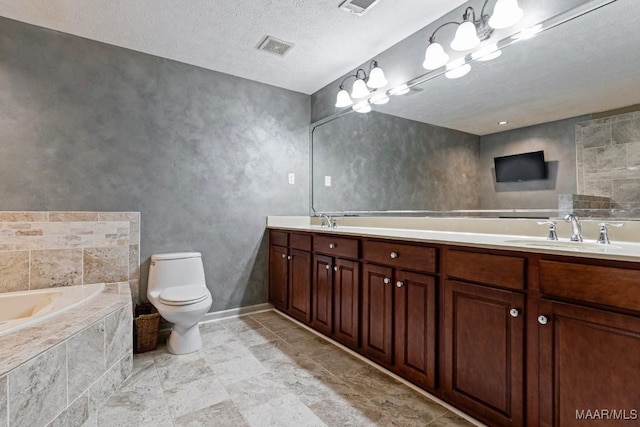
(504, 239, 622, 252)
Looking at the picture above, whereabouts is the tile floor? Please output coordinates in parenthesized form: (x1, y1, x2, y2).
(89, 311, 479, 426)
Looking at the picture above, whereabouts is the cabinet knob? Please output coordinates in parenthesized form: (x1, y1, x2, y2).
(509, 308, 520, 318)
(396, 281, 404, 288)
(329, 243, 336, 249)
(334, 266, 339, 272)
(390, 252, 398, 259)
(383, 278, 391, 284)
(538, 315, 549, 325)
(287, 256, 291, 260)
(281, 254, 286, 258)
(325, 265, 331, 270)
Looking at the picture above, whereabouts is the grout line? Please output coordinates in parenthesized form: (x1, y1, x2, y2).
(272, 309, 487, 427)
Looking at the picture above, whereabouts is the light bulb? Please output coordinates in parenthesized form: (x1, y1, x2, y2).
(335, 89, 353, 108)
(450, 21, 480, 51)
(351, 78, 370, 98)
(370, 93, 390, 105)
(423, 42, 449, 70)
(352, 101, 371, 113)
(471, 43, 502, 62)
(445, 59, 471, 79)
(489, 0, 523, 29)
(367, 66, 388, 89)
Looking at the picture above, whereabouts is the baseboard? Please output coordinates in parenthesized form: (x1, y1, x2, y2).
(200, 302, 274, 323)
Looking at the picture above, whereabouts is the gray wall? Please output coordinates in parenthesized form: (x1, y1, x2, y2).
(313, 111, 480, 211)
(479, 115, 587, 209)
(0, 17, 310, 311)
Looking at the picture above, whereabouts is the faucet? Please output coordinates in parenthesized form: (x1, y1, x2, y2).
(564, 213, 582, 242)
(597, 222, 624, 244)
(537, 221, 558, 240)
(319, 214, 337, 229)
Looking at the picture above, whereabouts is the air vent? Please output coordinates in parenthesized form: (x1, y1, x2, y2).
(339, 0, 382, 16)
(257, 36, 294, 57)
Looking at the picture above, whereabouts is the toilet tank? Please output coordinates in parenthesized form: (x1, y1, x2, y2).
(147, 252, 206, 298)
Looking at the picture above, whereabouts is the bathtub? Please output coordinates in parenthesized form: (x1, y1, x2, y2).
(0, 283, 104, 336)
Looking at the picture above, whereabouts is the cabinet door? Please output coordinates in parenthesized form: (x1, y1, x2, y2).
(288, 249, 312, 324)
(362, 263, 394, 366)
(444, 280, 524, 427)
(395, 271, 437, 390)
(333, 258, 360, 349)
(312, 254, 333, 335)
(269, 245, 288, 311)
(538, 300, 640, 427)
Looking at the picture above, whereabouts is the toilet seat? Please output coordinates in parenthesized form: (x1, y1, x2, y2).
(159, 285, 209, 306)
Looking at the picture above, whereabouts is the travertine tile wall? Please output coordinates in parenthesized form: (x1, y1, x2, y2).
(557, 194, 611, 217)
(0, 211, 140, 301)
(576, 112, 640, 208)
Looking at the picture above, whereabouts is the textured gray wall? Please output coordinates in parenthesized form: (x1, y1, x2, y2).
(313, 111, 480, 212)
(479, 116, 587, 209)
(0, 17, 310, 311)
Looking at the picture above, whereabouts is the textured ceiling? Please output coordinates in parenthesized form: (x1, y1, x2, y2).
(0, 0, 466, 95)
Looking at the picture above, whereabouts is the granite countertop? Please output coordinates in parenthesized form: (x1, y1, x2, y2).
(0, 282, 131, 376)
(267, 216, 640, 263)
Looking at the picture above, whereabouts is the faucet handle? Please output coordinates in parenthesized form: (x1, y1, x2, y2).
(537, 221, 558, 240)
(597, 222, 623, 244)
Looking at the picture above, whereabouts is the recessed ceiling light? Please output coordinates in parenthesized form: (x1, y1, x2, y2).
(499, 121, 509, 125)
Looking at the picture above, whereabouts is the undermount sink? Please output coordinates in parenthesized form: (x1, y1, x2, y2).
(504, 239, 622, 252)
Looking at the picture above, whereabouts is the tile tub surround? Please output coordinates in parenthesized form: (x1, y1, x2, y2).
(91, 311, 477, 427)
(0, 211, 140, 302)
(0, 282, 132, 427)
(576, 111, 640, 207)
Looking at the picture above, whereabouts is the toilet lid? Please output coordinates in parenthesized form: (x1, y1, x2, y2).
(159, 285, 210, 306)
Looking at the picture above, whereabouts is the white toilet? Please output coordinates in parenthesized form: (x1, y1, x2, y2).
(147, 252, 212, 355)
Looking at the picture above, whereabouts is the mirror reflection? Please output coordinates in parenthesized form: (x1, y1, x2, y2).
(311, 0, 640, 218)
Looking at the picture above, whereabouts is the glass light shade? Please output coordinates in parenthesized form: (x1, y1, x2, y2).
(389, 84, 410, 96)
(352, 101, 372, 113)
(471, 43, 502, 61)
(351, 78, 370, 98)
(445, 59, 471, 79)
(423, 42, 449, 70)
(450, 21, 480, 51)
(488, 0, 523, 29)
(370, 93, 390, 105)
(335, 89, 353, 108)
(367, 66, 388, 89)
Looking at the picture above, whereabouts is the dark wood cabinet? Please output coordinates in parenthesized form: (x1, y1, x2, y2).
(312, 254, 333, 335)
(332, 258, 360, 348)
(268, 244, 289, 311)
(361, 263, 394, 365)
(394, 270, 437, 390)
(444, 279, 525, 427)
(288, 249, 312, 323)
(538, 300, 640, 427)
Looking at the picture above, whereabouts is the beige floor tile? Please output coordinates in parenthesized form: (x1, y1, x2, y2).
(239, 393, 327, 427)
(219, 317, 262, 334)
(175, 400, 249, 427)
(247, 339, 302, 363)
(225, 372, 292, 410)
(163, 375, 230, 418)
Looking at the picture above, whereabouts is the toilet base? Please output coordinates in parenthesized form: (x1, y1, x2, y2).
(166, 322, 203, 355)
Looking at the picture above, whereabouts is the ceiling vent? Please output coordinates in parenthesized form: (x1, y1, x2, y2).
(339, 0, 382, 16)
(257, 36, 295, 57)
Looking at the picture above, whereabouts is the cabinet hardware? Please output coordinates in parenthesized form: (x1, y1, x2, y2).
(287, 256, 291, 260)
(509, 308, 520, 318)
(538, 315, 549, 325)
(383, 278, 391, 284)
(325, 265, 331, 270)
(281, 254, 286, 258)
(390, 252, 398, 259)
(329, 243, 336, 249)
(396, 281, 404, 288)
(334, 266, 339, 272)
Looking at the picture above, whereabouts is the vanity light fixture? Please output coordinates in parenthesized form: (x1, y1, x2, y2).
(353, 101, 372, 113)
(334, 60, 388, 108)
(423, 0, 523, 70)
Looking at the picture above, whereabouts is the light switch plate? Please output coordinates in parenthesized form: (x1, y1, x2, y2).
(325, 176, 331, 187)
(288, 173, 295, 184)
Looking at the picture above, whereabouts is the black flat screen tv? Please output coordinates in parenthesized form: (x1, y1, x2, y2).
(494, 150, 547, 182)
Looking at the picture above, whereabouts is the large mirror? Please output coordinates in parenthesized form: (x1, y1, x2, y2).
(311, 0, 640, 217)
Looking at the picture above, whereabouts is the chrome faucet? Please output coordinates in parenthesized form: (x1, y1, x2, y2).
(537, 221, 558, 240)
(564, 213, 582, 242)
(319, 214, 337, 229)
(597, 222, 623, 244)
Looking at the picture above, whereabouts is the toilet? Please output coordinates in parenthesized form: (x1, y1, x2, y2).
(147, 252, 212, 355)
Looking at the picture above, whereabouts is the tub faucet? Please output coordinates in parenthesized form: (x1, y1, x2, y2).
(564, 213, 582, 242)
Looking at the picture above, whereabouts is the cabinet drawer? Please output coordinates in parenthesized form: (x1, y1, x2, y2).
(290, 233, 311, 252)
(314, 235, 359, 259)
(270, 230, 288, 247)
(540, 260, 640, 312)
(362, 240, 437, 273)
(446, 250, 525, 290)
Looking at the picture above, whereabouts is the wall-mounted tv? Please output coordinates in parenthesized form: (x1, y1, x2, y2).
(494, 150, 547, 182)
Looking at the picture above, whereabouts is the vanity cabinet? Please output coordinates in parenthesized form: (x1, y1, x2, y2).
(537, 259, 640, 426)
(312, 235, 360, 348)
(268, 243, 288, 312)
(361, 239, 438, 389)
